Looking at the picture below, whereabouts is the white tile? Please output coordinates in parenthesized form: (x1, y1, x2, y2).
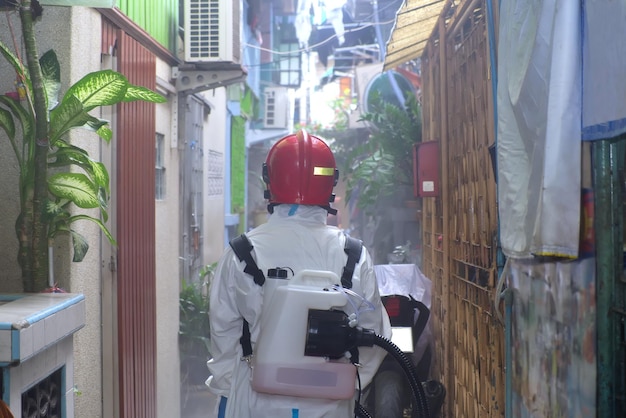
(43, 313, 59, 347)
(64, 343, 74, 390)
(68, 303, 84, 331)
(19, 326, 33, 361)
(22, 350, 45, 388)
(0, 330, 12, 362)
(32, 321, 45, 355)
(44, 343, 60, 373)
(56, 308, 69, 339)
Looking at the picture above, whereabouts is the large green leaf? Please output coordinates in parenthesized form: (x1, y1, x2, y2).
(90, 161, 110, 192)
(96, 125, 112, 142)
(85, 118, 110, 136)
(0, 95, 35, 147)
(63, 70, 128, 111)
(0, 107, 15, 140)
(124, 85, 166, 103)
(48, 143, 91, 169)
(48, 172, 99, 209)
(0, 40, 26, 82)
(48, 145, 110, 194)
(70, 230, 89, 262)
(49, 95, 103, 144)
(68, 214, 116, 246)
(48, 222, 91, 263)
(40, 50, 61, 110)
(45, 199, 71, 222)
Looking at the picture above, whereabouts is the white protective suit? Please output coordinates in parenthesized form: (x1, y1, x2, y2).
(207, 205, 391, 418)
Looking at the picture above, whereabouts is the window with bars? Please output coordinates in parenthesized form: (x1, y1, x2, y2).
(277, 43, 301, 87)
(273, 16, 301, 87)
(21, 368, 62, 418)
(155, 132, 166, 200)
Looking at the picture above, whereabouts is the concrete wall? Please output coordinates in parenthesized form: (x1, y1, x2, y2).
(200, 88, 227, 264)
(155, 59, 181, 418)
(65, 7, 105, 418)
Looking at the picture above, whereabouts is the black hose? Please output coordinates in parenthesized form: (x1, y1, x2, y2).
(372, 334, 430, 418)
(355, 402, 373, 418)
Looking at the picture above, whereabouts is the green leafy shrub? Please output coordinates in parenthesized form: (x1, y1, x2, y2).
(0, 4, 165, 291)
(344, 92, 422, 214)
(179, 263, 214, 385)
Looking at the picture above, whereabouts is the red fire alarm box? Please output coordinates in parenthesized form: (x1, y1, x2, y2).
(413, 141, 439, 197)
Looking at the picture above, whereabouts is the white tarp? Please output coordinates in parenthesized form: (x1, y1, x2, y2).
(373, 263, 431, 307)
(581, 0, 626, 140)
(497, 0, 582, 259)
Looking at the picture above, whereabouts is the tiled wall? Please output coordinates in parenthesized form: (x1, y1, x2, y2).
(8, 336, 75, 417)
(0, 293, 86, 417)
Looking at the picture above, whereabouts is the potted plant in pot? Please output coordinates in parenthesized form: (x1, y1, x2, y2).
(0, 1, 165, 292)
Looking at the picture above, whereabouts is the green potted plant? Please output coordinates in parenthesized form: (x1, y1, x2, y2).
(179, 263, 214, 386)
(0, 1, 165, 292)
(344, 92, 422, 214)
(341, 92, 422, 263)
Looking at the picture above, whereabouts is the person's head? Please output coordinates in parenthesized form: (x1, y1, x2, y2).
(263, 129, 338, 213)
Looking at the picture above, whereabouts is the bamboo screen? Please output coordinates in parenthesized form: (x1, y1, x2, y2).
(420, 0, 504, 416)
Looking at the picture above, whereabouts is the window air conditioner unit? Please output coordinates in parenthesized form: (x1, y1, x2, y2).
(264, 87, 290, 129)
(184, 0, 241, 63)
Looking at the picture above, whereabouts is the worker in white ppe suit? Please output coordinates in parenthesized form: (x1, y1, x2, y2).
(206, 130, 391, 418)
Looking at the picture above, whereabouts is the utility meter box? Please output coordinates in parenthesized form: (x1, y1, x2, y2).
(414, 141, 440, 197)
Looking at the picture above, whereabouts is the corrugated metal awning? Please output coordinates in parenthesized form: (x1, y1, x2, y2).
(383, 0, 447, 71)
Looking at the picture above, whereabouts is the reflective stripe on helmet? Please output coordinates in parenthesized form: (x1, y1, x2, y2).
(313, 167, 335, 176)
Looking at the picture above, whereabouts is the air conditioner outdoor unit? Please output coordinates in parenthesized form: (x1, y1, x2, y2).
(264, 87, 291, 129)
(184, 0, 241, 63)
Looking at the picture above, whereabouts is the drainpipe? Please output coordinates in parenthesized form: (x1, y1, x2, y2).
(593, 138, 626, 417)
(496, 263, 511, 418)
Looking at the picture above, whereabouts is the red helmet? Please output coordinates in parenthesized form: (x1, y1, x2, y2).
(263, 130, 338, 207)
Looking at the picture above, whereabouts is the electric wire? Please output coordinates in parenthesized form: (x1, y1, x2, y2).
(354, 366, 373, 418)
(243, 17, 397, 56)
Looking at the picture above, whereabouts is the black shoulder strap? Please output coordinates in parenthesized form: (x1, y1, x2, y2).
(229, 234, 264, 359)
(341, 235, 363, 289)
(229, 234, 265, 286)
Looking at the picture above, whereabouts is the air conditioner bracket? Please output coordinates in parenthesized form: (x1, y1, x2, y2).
(173, 67, 247, 94)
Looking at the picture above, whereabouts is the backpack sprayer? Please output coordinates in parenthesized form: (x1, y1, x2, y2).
(228, 234, 430, 418)
(250, 269, 431, 418)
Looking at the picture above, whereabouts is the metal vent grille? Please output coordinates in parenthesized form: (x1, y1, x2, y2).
(184, 0, 240, 63)
(263, 87, 289, 128)
(264, 90, 277, 126)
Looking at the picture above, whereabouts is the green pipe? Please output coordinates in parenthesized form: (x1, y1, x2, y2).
(592, 138, 625, 418)
(504, 288, 513, 418)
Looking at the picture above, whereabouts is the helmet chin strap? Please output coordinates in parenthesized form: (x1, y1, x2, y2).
(322, 205, 338, 216)
(266, 202, 338, 216)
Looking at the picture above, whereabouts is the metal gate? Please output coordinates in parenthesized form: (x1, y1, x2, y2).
(180, 96, 206, 282)
(420, 0, 504, 416)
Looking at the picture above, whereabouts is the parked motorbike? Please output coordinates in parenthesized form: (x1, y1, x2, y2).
(363, 263, 444, 418)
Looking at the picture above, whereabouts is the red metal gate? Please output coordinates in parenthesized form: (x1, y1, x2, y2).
(102, 22, 158, 418)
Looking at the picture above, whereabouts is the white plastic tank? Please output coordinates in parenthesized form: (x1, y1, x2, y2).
(251, 270, 357, 400)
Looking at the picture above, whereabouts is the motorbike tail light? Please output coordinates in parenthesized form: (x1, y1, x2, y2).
(383, 296, 401, 318)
